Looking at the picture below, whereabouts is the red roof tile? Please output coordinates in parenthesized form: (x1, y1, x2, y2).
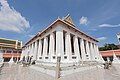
(100, 49, 120, 57)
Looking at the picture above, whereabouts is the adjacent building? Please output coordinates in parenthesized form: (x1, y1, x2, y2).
(0, 38, 22, 62)
(22, 15, 103, 64)
(100, 49, 120, 61)
(99, 33, 120, 61)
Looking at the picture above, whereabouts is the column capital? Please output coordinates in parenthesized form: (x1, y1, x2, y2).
(44, 36, 47, 39)
(80, 38, 84, 41)
(74, 35, 78, 38)
(50, 32, 55, 35)
(66, 32, 70, 35)
(50, 32, 55, 38)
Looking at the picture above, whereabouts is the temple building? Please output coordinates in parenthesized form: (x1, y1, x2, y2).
(22, 15, 103, 64)
(0, 38, 22, 62)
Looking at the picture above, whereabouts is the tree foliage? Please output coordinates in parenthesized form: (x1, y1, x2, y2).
(99, 43, 119, 51)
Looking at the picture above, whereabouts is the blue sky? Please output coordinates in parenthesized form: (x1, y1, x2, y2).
(0, 0, 120, 46)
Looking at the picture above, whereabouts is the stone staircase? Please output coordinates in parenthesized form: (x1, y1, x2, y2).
(30, 61, 104, 79)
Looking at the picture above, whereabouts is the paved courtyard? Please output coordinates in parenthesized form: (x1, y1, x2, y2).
(0, 63, 120, 80)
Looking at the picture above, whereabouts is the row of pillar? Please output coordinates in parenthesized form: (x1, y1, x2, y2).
(22, 30, 100, 63)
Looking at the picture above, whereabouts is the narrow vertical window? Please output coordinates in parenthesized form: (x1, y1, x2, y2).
(47, 35, 50, 55)
(33, 42, 35, 53)
(78, 37, 82, 58)
(41, 38, 44, 56)
(54, 31, 56, 54)
(70, 34, 74, 55)
(63, 30, 67, 54)
(84, 40, 87, 54)
(36, 40, 39, 56)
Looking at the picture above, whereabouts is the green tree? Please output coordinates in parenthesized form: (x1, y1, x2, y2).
(99, 43, 119, 51)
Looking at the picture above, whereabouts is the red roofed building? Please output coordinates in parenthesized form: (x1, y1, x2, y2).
(100, 49, 120, 61)
(0, 38, 22, 62)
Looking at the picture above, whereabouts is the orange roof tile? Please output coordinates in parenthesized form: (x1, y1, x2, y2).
(100, 49, 120, 57)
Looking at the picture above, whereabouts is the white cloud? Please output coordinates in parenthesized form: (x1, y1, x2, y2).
(79, 16, 88, 25)
(28, 34, 35, 38)
(97, 37, 107, 41)
(89, 28, 97, 31)
(99, 24, 120, 28)
(0, 0, 30, 33)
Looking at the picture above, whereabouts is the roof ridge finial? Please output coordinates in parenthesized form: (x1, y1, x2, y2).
(63, 14, 75, 25)
(64, 14, 70, 19)
(57, 16, 60, 19)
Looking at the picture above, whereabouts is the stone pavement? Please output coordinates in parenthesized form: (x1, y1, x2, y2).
(0, 63, 54, 80)
(0, 63, 120, 80)
(103, 64, 120, 80)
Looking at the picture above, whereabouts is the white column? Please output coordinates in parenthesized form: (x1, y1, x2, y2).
(96, 45, 104, 62)
(27, 46, 29, 56)
(95, 44, 99, 59)
(21, 48, 25, 60)
(31, 43, 34, 57)
(28, 45, 30, 56)
(65, 32, 72, 61)
(73, 36, 81, 62)
(80, 39, 86, 61)
(15, 40, 18, 49)
(43, 37, 48, 59)
(29, 44, 32, 56)
(95, 44, 104, 62)
(37, 39, 42, 60)
(24, 47, 27, 57)
(94, 44, 99, 60)
(56, 29, 64, 61)
(86, 41, 91, 60)
(31, 43, 35, 60)
(93, 43, 97, 60)
(33, 41, 37, 60)
(20, 41, 22, 48)
(25, 47, 27, 57)
(90, 42, 94, 61)
(97, 45, 101, 57)
(26, 46, 28, 56)
(49, 33, 55, 61)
